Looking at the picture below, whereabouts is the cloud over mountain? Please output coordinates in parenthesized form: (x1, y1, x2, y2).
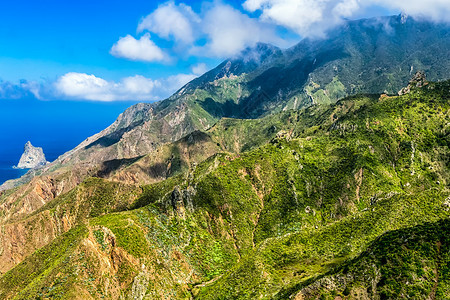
(374, 0, 450, 22)
(244, 0, 450, 37)
(113, 1, 285, 60)
(243, 0, 360, 37)
(197, 3, 282, 57)
(111, 0, 450, 63)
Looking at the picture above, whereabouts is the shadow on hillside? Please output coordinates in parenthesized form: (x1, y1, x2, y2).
(96, 156, 143, 178)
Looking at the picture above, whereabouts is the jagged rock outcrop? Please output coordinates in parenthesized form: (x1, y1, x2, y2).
(170, 185, 196, 217)
(398, 71, 428, 95)
(15, 141, 48, 169)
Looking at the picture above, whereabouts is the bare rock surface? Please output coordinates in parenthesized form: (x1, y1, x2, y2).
(15, 141, 48, 169)
(398, 71, 428, 95)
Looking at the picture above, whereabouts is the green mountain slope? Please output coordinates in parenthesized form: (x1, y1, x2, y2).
(3, 14, 449, 194)
(189, 14, 450, 117)
(196, 80, 450, 299)
(283, 218, 450, 299)
(1, 78, 448, 299)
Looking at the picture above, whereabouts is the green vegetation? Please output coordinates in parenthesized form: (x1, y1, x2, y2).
(91, 212, 150, 257)
(0, 80, 449, 299)
(196, 80, 450, 299)
(31, 177, 141, 222)
(277, 219, 450, 299)
(0, 225, 88, 299)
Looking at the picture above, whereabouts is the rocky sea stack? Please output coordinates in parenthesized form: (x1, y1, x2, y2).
(15, 141, 48, 169)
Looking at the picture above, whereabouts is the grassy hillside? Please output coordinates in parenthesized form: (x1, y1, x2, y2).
(196, 80, 450, 299)
(282, 218, 450, 299)
(0, 80, 448, 299)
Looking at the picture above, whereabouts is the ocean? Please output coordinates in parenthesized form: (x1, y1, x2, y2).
(0, 149, 61, 185)
(0, 98, 145, 185)
(0, 162, 28, 184)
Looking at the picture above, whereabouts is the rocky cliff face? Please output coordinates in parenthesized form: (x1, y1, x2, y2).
(15, 141, 48, 169)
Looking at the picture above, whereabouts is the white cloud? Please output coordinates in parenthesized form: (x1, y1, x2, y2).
(137, 1, 200, 44)
(165, 73, 197, 91)
(243, 0, 361, 37)
(195, 3, 282, 57)
(55, 73, 161, 101)
(110, 33, 167, 62)
(191, 63, 209, 76)
(243, 0, 450, 37)
(373, 0, 450, 22)
(54, 71, 200, 101)
(0, 80, 42, 100)
(333, 0, 360, 17)
(121, 75, 162, 96)
(114, 1, 284, 61)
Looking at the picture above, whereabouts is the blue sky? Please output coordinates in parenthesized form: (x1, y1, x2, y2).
(1, 0, 449, 102)
(0, 0, 247, 97)
(0, 1, 216, 82)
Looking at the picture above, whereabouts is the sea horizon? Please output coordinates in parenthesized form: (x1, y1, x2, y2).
(0, 98, 143, 185)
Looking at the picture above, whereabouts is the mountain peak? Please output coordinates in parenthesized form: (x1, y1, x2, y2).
(213, 43, 282, 80)
(400, 12, 409, 24)
(178, 43, 282, 95)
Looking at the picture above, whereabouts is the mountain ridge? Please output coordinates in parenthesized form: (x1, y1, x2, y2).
(0, 78, 448, 298)
(0, 16, 449, 298)
(2, 14, 448, 194)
